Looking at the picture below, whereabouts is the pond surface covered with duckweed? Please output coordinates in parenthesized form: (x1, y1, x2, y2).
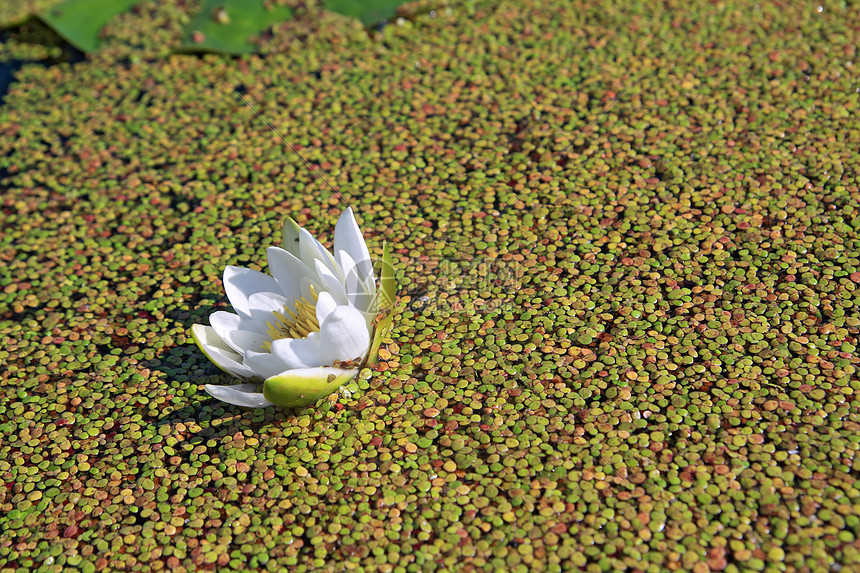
(1, 0, 859, 571)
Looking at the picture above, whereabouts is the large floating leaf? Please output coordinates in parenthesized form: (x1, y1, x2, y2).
(323, 0, 405, 25)
(38, 0, 143, 52)
(180, 0, 293, 55)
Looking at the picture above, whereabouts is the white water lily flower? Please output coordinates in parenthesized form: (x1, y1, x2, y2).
(191, 208, 395, 408)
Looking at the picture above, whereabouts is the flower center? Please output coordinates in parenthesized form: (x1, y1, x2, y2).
(263, 288, 320, 350)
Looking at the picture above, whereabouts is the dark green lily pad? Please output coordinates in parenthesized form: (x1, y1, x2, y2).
(323, 0, 405, 25)
(37, 0, 142, 52)
(180, 0, 293, 54)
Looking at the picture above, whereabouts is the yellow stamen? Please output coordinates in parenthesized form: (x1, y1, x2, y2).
(261, 287, 320, 351)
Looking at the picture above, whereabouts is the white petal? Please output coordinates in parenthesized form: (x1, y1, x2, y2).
(247, 291, 290, 334)
(270, 332, 325, 369)
(319, 305, 372, 364)
(342, 248, 376, 299)
(315, 291, 338, 324)
(204, 384, 274, 408)
(267, 246, 320, 303)
(191, 324, 257, 380)
(223, 266, 279, 319)
(281, 217, 302, 258)
(244, 350, 291, 379)
(193, 323, 233, 352)
(338, 250, 376, 314)
(226, 329, 270, 354)
(359, 257, 377, 299)
(209, 311, 246, 353)
(333, 207, 372, 277)
(314, 259, 348, 305)
(299, 227, 341, 278)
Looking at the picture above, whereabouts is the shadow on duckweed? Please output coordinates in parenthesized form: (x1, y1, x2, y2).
(0, 19, 85, 105)
(146, 296, 324, 428)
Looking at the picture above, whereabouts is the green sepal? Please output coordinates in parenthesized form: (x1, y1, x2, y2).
(365, 241, 395, 366)
(380, 241, 395, 309)
(365, 311, 394, 367)
(263, 367, 357, 408)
